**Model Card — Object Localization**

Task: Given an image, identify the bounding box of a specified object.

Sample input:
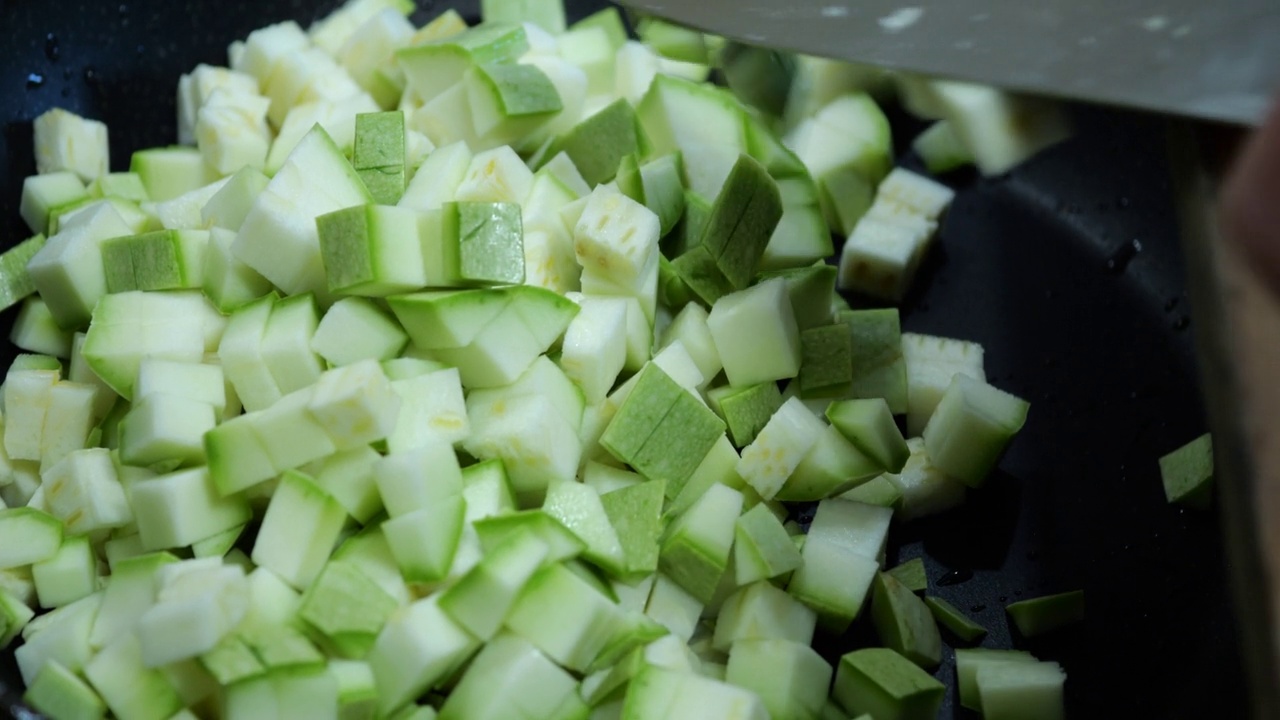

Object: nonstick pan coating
[0,0,1249,716]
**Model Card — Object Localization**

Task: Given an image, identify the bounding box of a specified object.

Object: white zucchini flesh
[33,108,109,183]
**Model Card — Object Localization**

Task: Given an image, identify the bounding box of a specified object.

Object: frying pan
[0,0,1252,717]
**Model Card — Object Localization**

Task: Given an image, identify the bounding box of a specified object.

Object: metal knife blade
[619,0,1279,126]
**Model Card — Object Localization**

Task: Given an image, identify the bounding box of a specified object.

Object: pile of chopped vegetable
[0,0,1092,718]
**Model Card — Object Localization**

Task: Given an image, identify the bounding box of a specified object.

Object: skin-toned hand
[1221,99,1280,293]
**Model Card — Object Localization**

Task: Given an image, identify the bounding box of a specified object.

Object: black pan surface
[0,0,1249,717]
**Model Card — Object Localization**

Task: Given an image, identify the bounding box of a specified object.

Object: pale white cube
[134,359,226,417]
[387,368,470,453]
[4,369,60,461]
[41,448,132,534]
[119,393,218,468]
[455,145,535,205]
[573,186,660,287]
[33,108,109,182]
[559,295,628,404]
[307,360,401,450]
[737,398,827,500]
[837,215,933,303]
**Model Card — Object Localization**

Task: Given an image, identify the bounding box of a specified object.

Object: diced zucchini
[32,535,97,609]
[882,437,966,521]
[977,660,1066,720]
[599,480,665,581]
[921,373,1030,487]
[924,595,987,643]
[725,638,832,720]
[600,363,724,490]
[27,203,135,331]
[24,658,107,720]
[317,203,427,296]
[917,80,1071,176]
[734,502,803,585]
[912,120,974,174]
[659,483,742,603]
[708,277,801,387]
[707,382,783,449]
[900,331,985,435]
[22,173,88,236]
[827,397,909,474]
[439,633,586,720]
[1158,433,1214,509]
[869,572,942,669]
[233,125,373,300]
[778,424,882,501]
[83,632,184,720]
[438,529,549,640]
[1005,590,1084,637]
[297,562,398,658]
[34,108,110,183]
[832,647,944,720]
[954,648,1038,711]
[505,562,624,672]
[82,291,208,400]
[251,470,347,589]
[737,397,825,500]
[130,467,251,551]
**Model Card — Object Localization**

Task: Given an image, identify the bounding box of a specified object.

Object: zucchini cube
[467,62,564,147]
[954,648,1038,711]
[24,658,105,720]
[367,594,479,716]
[659,483,743,603]
[599,479,666,580]
[622,664,768,720]
[20,173,87,236]
[34,108,109,182]
[250,470,346,589]
[318,203,426,296]
[451,201,525,286]
[737,397,826,500]
[799,323,854,398]
[84,634,183,720]
[439,634,586,720]
[473,510,585,565]
[572,185,661,288]
[600,363,725,488]
[725,639,832,720]
[921,373,1030,487]
[31,535,96,609]
[870,572,942,669]
[118,393,217,469]
[734,502,803,585]
[505,562,624,672]
[827,397,910,474]
[1158,433,1214,509]
[708,277,802,387]
[541,481,625,576]
[547,97,645,187]
[778,424,883,502]
[40,449,132,535]
[28,203,134,330]
[297,562,398,659]
[352,111,407,205]
[707,381,784,448]
[383,496,466,583]
[129,467,251,551]
[833,647,944,720]
[977,660,1066,720]
[1005,590,1084,637]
